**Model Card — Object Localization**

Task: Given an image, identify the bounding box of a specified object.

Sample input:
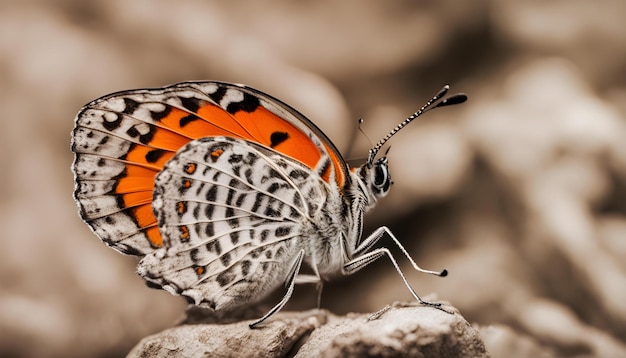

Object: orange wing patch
[158,105,245,139]
[145,226,163,248]
[231,106,322,170]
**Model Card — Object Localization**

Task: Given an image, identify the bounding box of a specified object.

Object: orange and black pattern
[72,81,349,256]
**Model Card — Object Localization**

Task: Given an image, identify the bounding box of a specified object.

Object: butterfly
[71,81,466,328]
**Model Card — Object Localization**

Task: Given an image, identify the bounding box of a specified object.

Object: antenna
[366,85,467,167]
[357,118,373,148]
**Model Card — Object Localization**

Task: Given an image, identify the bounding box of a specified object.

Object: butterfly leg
[353,226,447,277]
[249,249,305,329]
[343,226,448,311]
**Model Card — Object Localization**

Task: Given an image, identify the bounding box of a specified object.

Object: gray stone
[128,302,488,357]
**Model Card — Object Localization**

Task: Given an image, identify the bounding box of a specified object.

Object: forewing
[71,81,342,256]
[138,136,326,310]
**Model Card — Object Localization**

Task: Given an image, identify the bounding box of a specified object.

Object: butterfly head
[355,85,466,207]
[354,155,392,211]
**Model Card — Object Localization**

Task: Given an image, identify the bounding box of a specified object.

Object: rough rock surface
[128,302,488,357]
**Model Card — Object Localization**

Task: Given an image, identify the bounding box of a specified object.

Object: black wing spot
[179,96,201,113]
[145,149,166,163]
[244,168,254,184]
[292,193,303,209]
[140,128,156,144]
[205,222,215,237]
[126,126,139,138]
[225,189,235,206]
[228,154,243,164]
[122,98,140,114]
[225,207,235,219]
[208,85,227,103]
[230,231,240,245]
[204,204,214,220]
[226,92,260,114]
[260,229,270,243]
[179,114,199,127]
[192,203,201,219]
[206,240,222,256]
[206,186,218,202]
[270,132,289,148]
[206,239,222,256]
[235,193,246,207]
[151,105,172,121]
[220,252,232,267]
[216,269,236,287]
[251,192,263,213]
[264,206,280,218]
[115,195,125,209]
[98,136,109,145]
[289,169,309,180]
[275,226,291,237]
[190,248,199,262]
[102,113,123,131]
[241,260,251,276]
[267,182,280,193]
[290,207,301,219]
[126,125,156,144]
[261,261,270,272]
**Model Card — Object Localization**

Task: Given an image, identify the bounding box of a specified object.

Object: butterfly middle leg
[342,226,449,311]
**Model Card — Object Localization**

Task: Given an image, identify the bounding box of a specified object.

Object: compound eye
[374,165,386,187]
[373,161,390,193]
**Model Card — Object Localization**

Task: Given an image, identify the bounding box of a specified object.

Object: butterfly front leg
[341,226,448,310]
[249,249,305,329]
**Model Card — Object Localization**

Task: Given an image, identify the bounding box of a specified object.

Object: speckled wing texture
[137,136,326,310]
[71,81,349,257]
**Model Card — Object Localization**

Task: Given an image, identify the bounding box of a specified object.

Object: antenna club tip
[439,269,448,277]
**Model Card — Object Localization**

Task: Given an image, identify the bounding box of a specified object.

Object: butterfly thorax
[305,157,392,280]
[301,179,355,280]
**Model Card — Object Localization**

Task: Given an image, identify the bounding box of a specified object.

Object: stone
[128,302,488,357]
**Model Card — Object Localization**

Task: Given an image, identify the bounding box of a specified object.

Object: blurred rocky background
[1,1,625,357]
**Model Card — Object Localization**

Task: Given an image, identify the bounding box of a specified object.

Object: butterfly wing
[71,81,349,256]
[138,136,326,310]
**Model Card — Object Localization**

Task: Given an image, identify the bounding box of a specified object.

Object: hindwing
[138,136,326,309]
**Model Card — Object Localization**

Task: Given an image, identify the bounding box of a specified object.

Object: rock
[128,302,488,357]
